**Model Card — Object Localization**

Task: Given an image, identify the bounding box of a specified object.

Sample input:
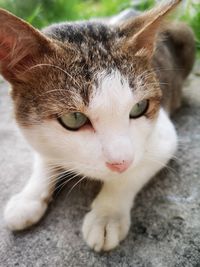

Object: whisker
[144,154,179,177]
[55,172,81,196]
[46,170,75,187]
[145,148,180,163]
[26,63,81,88]
[65,175,87,198]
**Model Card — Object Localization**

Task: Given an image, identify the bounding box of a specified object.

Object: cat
[0,0,195,251]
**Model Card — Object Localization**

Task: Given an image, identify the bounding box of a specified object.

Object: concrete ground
[0,70,200,267]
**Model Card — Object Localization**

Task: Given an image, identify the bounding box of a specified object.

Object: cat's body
[0,0,195,251]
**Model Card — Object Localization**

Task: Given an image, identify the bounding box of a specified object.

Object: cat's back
[153,23,195,114]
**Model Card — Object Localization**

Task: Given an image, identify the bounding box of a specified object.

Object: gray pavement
[0,71,200,267]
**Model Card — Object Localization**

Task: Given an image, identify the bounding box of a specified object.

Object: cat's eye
[58,112,89,131]
[130,100,149,119]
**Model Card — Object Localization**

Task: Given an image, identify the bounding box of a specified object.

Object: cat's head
[0,1,180,180]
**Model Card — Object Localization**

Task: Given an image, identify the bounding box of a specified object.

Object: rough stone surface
[0,71,200,267]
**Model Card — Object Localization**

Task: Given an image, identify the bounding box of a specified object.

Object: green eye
[58,112,89,131]
[130,100,149,119]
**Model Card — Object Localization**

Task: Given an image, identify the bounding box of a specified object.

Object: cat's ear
[119,0,181,58]
[0,9,53,81]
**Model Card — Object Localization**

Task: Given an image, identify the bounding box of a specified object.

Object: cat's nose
[106,160,133,173]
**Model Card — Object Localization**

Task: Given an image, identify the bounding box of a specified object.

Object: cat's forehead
[43,21,154,89]
[43,21,124,70]
[43,21,119,48]
[89,69,133,119]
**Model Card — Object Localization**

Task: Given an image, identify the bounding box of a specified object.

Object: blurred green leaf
[0,0,199,55]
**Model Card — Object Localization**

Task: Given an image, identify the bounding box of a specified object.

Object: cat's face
[21,67,160,181]
[0,1,180,180]
[9,25,161,181]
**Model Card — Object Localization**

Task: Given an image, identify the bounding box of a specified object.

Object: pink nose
[106,160,132,173]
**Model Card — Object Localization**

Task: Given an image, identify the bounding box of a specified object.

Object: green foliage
[75,0,133,19]
[0,0,85,28]
[0,0,199,55]
[132,0,154,11]
[0,0,135,27]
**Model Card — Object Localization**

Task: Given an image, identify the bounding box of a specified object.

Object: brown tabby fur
[0,0,195,127]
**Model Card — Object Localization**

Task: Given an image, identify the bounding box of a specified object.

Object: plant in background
[0,0,86,28]
[0,0,199,55]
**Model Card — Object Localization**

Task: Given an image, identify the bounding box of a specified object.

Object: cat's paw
[82,209,130,252]
[4,193,47,230]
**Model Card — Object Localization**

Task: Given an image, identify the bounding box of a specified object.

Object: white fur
[4,156,56,230]
[4,69,177,251]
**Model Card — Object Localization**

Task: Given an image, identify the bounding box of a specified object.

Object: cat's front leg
[4,154,56,230]
[82,160,163,252]
[82,177,134,252]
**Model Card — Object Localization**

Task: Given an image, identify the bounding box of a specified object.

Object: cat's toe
[4,193,47,230]
[82,209,130,252]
